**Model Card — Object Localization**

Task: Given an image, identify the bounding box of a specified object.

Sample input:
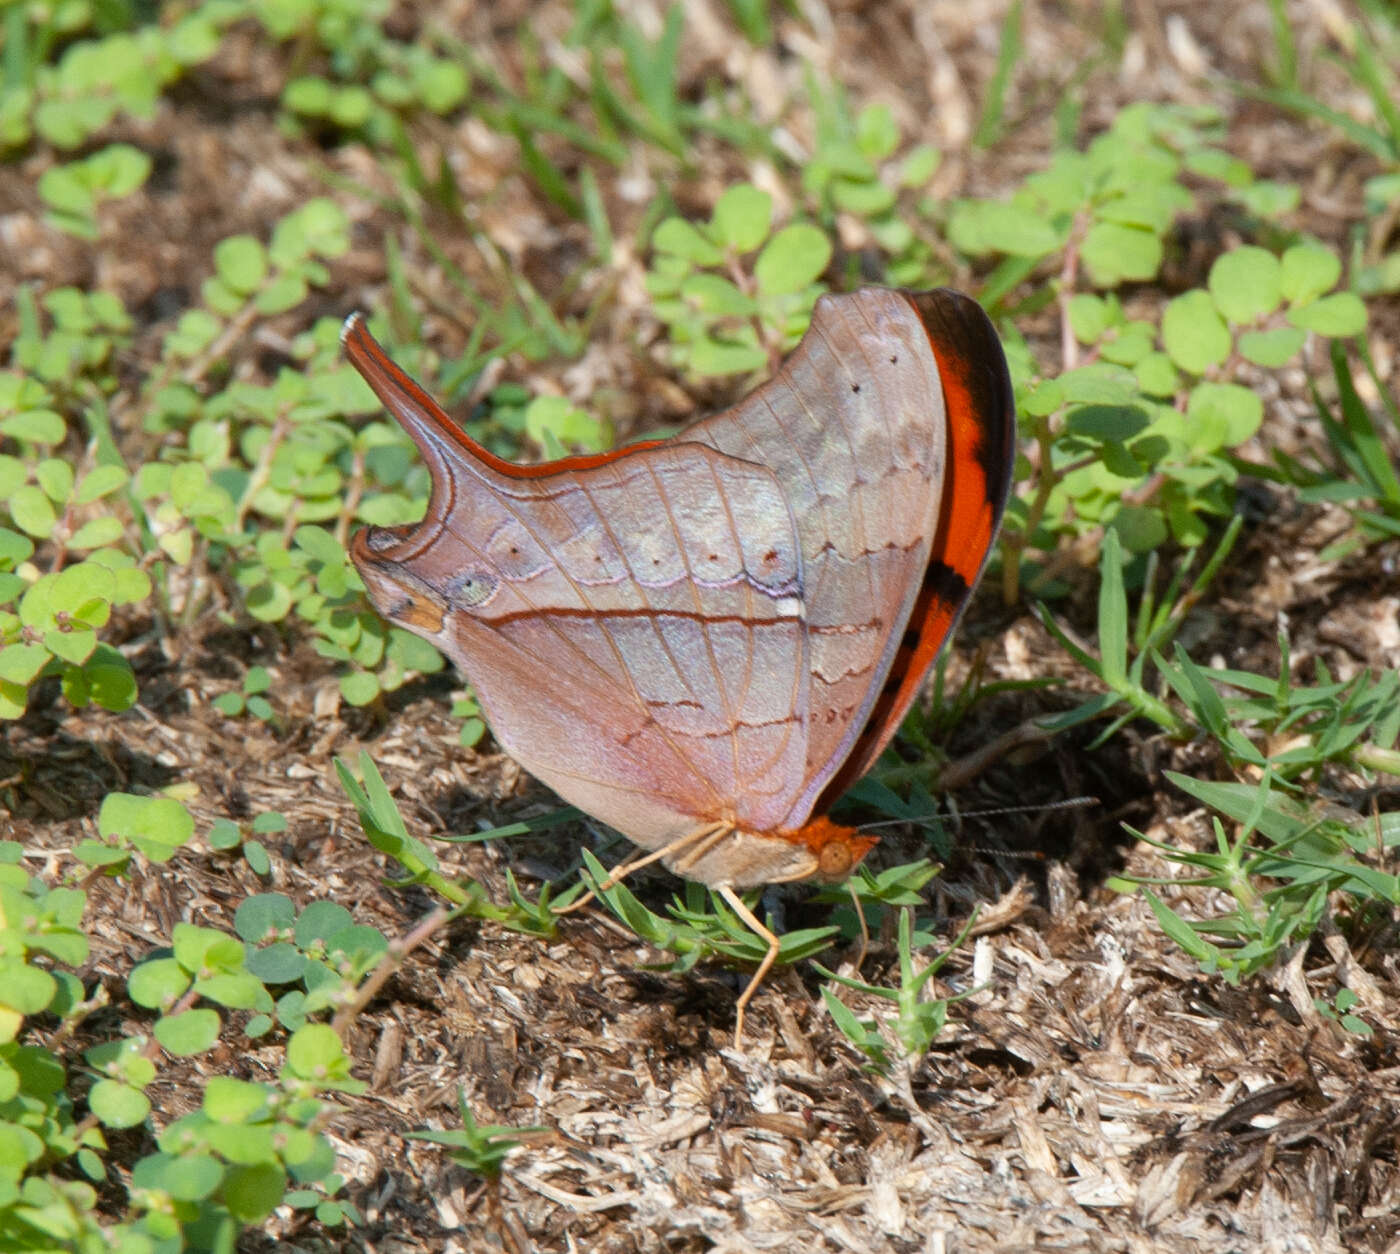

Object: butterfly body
[347,288,1014,891]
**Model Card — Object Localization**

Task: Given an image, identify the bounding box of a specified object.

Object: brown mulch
[4,2,1400,1252]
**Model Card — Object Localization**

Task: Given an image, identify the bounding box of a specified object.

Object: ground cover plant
[2,1,1399,1250]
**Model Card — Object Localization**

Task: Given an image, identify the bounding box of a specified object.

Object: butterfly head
[801,816,877,881]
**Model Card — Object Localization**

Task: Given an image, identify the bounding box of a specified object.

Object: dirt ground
[4,1,1400,1251]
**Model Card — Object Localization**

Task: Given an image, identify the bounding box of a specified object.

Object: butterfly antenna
[855,795,1099,832]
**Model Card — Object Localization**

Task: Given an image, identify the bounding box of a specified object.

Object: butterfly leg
[555,821,732,916]
[847,877,871,974]
[716,884,779,1048]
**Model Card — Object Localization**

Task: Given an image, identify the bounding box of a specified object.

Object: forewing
[345,318,811,848]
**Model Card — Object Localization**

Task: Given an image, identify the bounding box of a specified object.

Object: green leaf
[856,103,899,159]
[1066,404,1150,441]
[285,1022,345,1076]
[98,794,194,860]
[1112,504,1169,552]
[204,1076,272,1124]
[831,176,895,216]
[948,199,1061,258]
[67,517,124,549]
[222,1161,287,1223]
[1234,180,1299,218]
[87,143,151,198]
[1161,290,1230,374]
[295,901,355,947]
[1208,246,1281,324]
[711,185,772,253]
[38,165,93,217]
[1097,529,1128,684]
[1287,292,1367,337]
[245,942,305,984]
[243,840,271,875]
[0,961,57,1015]
[689,335,766,376]
[172,923,240,975]
[1081,222,1162,285]
[1280,243,1341,304]
[339,670,379,706]
[1186,380,1264,449]
[0,410,66,444]
[285,75,333,115]
[0,526,34,568]
[212,692,244,716]
[652,217,723,266]
[1135,352,1180,396]
[9,485,56,538]
[51,562,113,611]
[0,682,24,719]
[0,644,51,685]
[36,458,74,503]
[754,224,831,296]
[154,1008,221,1056]
[83,644,137,711]
[89,1078,150,1128]
[246,581,294,622]
[129,958,192,1010]
[1238,326,1305,367]
[235,893,296,942]
[133,1151,224,1202]
[255,273,308,316]
[679,273,755,316]
[1067,294,1110,343]
[214,236,269,296]
[193,972,269,1010]
[899,144,939,187]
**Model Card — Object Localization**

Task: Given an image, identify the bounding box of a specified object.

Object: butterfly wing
[810,288,1016,807]
[346,287,1013,886]
[684,288,1012,828]
[345,318,815,873]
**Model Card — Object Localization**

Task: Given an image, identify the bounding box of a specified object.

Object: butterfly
[344,287,1015,1041]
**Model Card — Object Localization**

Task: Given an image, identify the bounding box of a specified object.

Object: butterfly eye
[816,840,855,878]
[447,571,497,609]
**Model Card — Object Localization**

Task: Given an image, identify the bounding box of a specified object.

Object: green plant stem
[1355,743,1400,776]
[1002,419,1055,604]
[1057,211,1088,372]
[331,907,450,1035]
[336,447,368,549]
[235,413,292,532]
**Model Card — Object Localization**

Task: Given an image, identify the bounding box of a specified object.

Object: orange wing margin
[812,289,1015,812]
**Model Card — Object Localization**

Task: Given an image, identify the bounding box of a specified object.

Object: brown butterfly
[345,288,1014,1040]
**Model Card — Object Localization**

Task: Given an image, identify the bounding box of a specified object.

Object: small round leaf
[1162,290,1229,374]
[90,1078,150,1129]
[754,224,831,296]
[1208,246,1281,324]
[711,185,772,253]
[154,1008,221,1057]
